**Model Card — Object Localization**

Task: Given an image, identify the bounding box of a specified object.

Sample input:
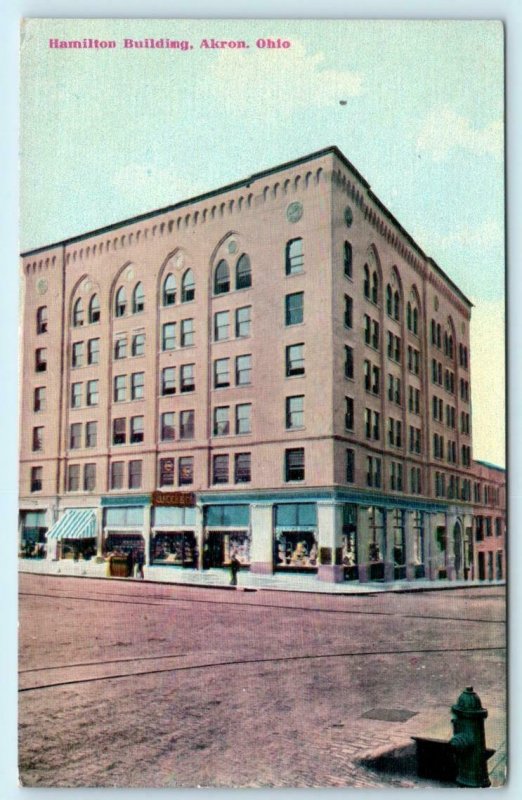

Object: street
[19,573,506,788]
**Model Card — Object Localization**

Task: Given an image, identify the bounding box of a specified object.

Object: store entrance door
[206,532,224,568]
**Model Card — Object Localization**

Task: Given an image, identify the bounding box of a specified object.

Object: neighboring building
[471,460,506,581]
[18,145,502,584]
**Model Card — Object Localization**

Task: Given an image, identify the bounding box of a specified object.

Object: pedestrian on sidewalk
[230,551,240,587]
[135,549,145,579]
[127,549,135,578]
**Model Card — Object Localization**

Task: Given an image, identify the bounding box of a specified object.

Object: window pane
[285,292,304,325]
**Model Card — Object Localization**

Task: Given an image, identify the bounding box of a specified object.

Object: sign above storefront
[152,491,196,508]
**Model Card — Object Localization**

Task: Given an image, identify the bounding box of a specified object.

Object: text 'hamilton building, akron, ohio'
[18,146,506,585]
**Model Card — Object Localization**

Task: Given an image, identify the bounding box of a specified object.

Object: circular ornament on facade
[227,240,238,255]
[286,201,303,223]
[175,253,184,269]
[344,206,353,227]
[126,267,134,281]
[83,280,92,293]
[434,295,439,311]
[36,278,48,295]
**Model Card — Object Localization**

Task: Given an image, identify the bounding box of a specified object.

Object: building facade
[471,460,506,581]
[18,146,504,584]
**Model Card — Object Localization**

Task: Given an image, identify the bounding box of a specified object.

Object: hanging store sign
[152,491,196,508]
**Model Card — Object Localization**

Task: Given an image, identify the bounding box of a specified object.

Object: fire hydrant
[449,686,491,787]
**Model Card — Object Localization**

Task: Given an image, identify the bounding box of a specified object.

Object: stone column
[317,501,344,583]
[195,503,205,571]
[445,508,457,580]
[383,509,395,583]
[45,505,58,561]
[404,510,416,581]
[357,506,370,582]
[249,503,274,574]
[143,504,152,566]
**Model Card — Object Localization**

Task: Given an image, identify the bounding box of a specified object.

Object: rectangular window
[71,342,83,368]
[34,387,46,412]
[364,314,371,345]
[159,457,175,487]
[30,425,44,452]
[69,422,82,449]
[372,321,380,350]
[180,363,195,393]
[131,372,144,400]
[344,241,352,278]
[112,417,126,445]
[214,310,230,341]
[30,466,42,492]
[235,306,251,338]
[71,382,82,408]
[130,416,144,444]
[213,454,229,484]
[366,456,382,488]
[86,421,97,448]
[346,448,355,483]
[160,412,175,441]
[161,367,176,395]
[67,464,80,492]
[285,344,304,377]
[114,338,127,359]
[180,318,194,347]
[286,395,304,429]
[114,375,126,402]
[162,322,176,351]
[214,358,230,389]
[285,238,304,275]
[345,396,354,430]
[234,452,251,483]
[179,410,195,440]
[344,295,353,328]
[86,380,99,406]
[132,333,145,357]
[110,461,124,490]
[344,345,354,379]
[213,406,230,436]
[87,338,100,365]
[285,292,304,326]
[285,448,304,482]
[35,348,47,372]
[235,354,252,385]
[178,456,194,486]
[83,463,96,491]
[128,460,142,489]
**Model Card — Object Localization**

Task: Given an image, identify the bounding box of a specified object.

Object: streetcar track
[18,591,505,625]
[18,644,506,693]
[19,651,195,674]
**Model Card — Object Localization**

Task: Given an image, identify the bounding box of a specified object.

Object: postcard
[18,18,505,788]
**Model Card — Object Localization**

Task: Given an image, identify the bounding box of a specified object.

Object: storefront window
[368,507,384,580]
[151,532,196,566]
[342,504,358,580]
[392,509,406,579]
[412,510,425,578]
[20,511,47,557]
[205,530,250,568]
[275,531,318,569]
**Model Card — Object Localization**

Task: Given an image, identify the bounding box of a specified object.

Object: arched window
[386,285,393,316]
[371,271,378,304]
[115,287,126,317]
[89,294,100,324]
[448,335,454,358]
[72,298,84,327]
[393,291,400,321]
[413,307,418,335]
[363,264,370,299]
[36,306,48,334]
[181,269,195,303]
[431,319,436,344]
[444,332,449,356]
[214,260,230,295]
[162,273,176,306]
[236,254,252,290]
[436,324,442,349]
[133,282,145,313]
[344,241,352,278]
[285,238,304,276]
[407,302,412,330]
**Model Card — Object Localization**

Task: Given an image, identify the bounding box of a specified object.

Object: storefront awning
[46,509,97,540]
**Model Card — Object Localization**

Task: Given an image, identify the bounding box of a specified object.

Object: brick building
[18,146,503,584]
[471,460,506,581]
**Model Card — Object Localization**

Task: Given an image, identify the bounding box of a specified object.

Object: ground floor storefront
[19,488,487,584]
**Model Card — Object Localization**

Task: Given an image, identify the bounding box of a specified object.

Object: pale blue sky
[20,18,505,461]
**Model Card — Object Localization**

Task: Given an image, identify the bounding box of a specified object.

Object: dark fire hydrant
[450,686,491,787]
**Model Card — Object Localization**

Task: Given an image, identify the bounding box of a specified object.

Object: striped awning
[46,509,97,540]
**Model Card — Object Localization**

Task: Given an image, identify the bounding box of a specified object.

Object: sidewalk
[18,557,505,595]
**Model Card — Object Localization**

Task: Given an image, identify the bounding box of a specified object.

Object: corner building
[20,146,489,584]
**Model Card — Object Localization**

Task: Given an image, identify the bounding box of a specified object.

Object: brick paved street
[19,573,506,788]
